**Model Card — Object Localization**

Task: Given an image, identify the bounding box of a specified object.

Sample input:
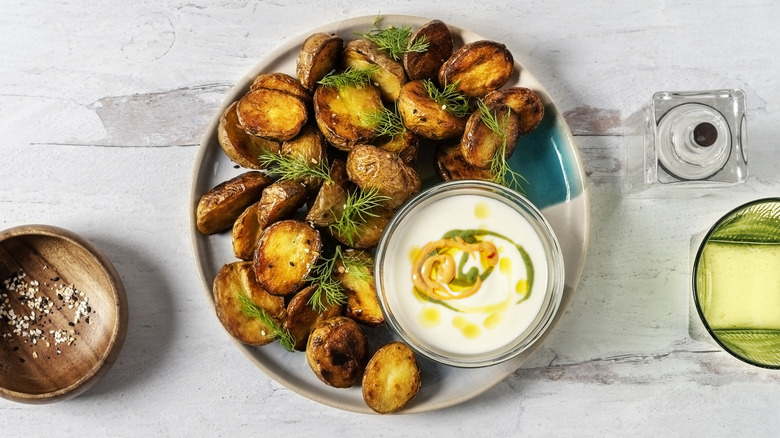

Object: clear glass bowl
[374,180,565,368]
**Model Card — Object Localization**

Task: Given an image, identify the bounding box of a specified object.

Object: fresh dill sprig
[357,17,429,61]
[317,66,379,89]
[307,246,348,312]
[237,291,296,352]
[329,187,390,247]
[422,79,470,118]
[361,105,406,138]
[339,250,374,284]
[258,150,332,183]
[477,99,527,193]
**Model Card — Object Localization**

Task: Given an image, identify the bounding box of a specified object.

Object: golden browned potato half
[346,144,421,209]
[256,180,308,227]
[196,171,273,235]
[217,101,281,169]
[237,88,308,142]
[460,101,521,169]
[333,250,384,327]
[403,19,453,81]
[306,159,352,228]
[283,285,342,351]
[254,219,322,297]
[313,83,383,151]
[250,72,311,104]
[306,316,369,388]
[397,80,467,140]
[435,143,496,182]
[330,204,394,249]
[374,129,419,166]
[212,261,286,346]
[280,125,329,190]
[343,38,408,102]
[362,342,421,414]
[231,201,263,260]
[439,40,514,98]
[296,32,343,92]
[483,87,545,135]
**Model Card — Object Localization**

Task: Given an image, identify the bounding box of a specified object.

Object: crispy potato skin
[280,125,329,190]
[218,101,281,169]
[231,201,263,260]
[333,251,384,327]
[331,205,393,249]
[439,40,514,98]
[213,261,286,346]
[254,219,322,297]
[374,130,419,166]
[403,20,453,81]
[460,102,521,169]
[297,32,343,92]
[250,72,311,104]
[237,88,308,142]
[397,80,467,140]
[256,180,308,226]
[483,87,545,135]
[196,171,273,235]
[306,159,350,227]
[313,84,383,151]
[346,144,421,209]
[362,342,421,414]
[284,285,342,351]
[306,316,369,388]
[343,38,407,102]
[435,143,496,182]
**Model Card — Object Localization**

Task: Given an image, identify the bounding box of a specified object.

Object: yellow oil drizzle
[499,256,512,276]
[483,311,503,330]
[474,201,490,220]
[418,307,441,328]
[516,279,529,295]
[453,315,481,339]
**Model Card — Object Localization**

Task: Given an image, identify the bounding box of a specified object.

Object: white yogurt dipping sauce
[377,188,560,364]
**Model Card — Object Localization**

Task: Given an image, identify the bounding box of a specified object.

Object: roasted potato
[217,101,281,169]
[346,144,421,209]
[374,129,419,166]
[362,342,421,414]
[483,87,545,135]
[306,316,369,388]
[343,38,407,101]
[196,171,273,235]
[283,285,342,351]
[403,19,453,82]
[330,204,394,249]
[313,83,383,151]
[460,101,521,169]
[280,125,329,190]
[254,219,322,297]
[305,159,352,227]
[296,32,343,92]
[250,72,311,104]
[213,261,286,346]
[439,40,514,98]
[237,88,308,142]
[333,250,384,327]
[435,143,496,182]
[397,80,467,140]
[231,201,264,260]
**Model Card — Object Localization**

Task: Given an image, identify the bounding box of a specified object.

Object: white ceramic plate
[190,15,589,414]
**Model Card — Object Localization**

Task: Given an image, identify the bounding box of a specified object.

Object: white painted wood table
[2,1,779,435]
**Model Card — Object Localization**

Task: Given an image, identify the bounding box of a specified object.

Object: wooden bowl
[0,225,128,403]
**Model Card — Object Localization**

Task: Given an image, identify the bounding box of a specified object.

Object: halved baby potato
[196,171,273,235]
[403,19,453,82]
[237,88,308,142]
[212,261,286,346]
[435,143,496,182]
[254,219,322,297]
[483,87,545,135]
[333,250,384,327]
[343,38,407,102]
[346,144,421,209]
[250,72,311,104]
[306,316,369,388]
[460,101,521,169]
[362,342,421,414]
[313,83,383,151]
[330,204,394,249]
[280,125,329,190]
[439,40,514,98]
[374,129,419,166]
[284,285,342,351]
[397,79,467,140]
[297,32,343,92]
[217,101,280,169]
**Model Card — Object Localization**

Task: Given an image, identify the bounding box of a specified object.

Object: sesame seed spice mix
[0,269,96,361]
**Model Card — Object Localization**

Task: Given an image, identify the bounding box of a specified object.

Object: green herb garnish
[477,99,527,192]
[258,150,332,183]
[357,17,429,61]
[329,187,390,247]
[237,291,295,351]
[317,66,379,89]
[422,79,470,118]
[361,105,406,138]
[306,246,349,312]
